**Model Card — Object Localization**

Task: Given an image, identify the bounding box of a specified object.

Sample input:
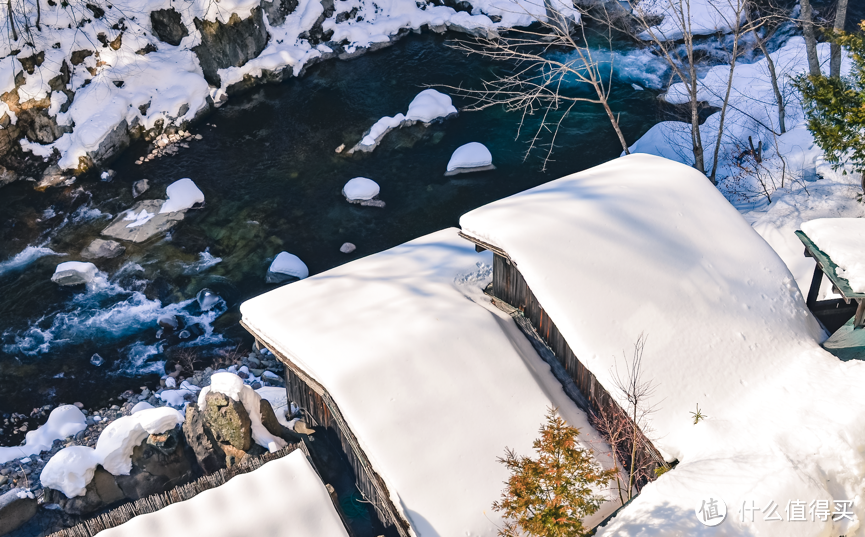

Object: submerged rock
[90,354,105,367]
[196,288,221,311]
[132,178,150,198]
[51,261,98,286]
[81,238,125,260]
[102,199,185,243]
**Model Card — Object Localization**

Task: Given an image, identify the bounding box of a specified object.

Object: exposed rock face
[114,429,195,500]
[202,392,252,451]
[81,239,126,259]
[150,8,189,46]
[0,165,17,187]
[193,8,269,86]
[0,488,37,536]
[182,404,226,474]
[261,0,299,27]
[47,467,122,516]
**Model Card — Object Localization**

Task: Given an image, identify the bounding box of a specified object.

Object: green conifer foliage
[796,21,865,176]
[492,408,615,537]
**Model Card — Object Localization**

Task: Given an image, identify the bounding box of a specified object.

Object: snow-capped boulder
[40,446,100,498]
[445,142,495,176]
[102,199,186,243]
[95,407,185,476]
[266,252,309,283]
[51,261,98,286]
[342,177,380,202]
[405,89,458,123]
[159,178,204,214]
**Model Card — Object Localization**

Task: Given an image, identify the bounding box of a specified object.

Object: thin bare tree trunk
[800,0,821,76]
[7,0,17,41]
[748,9,786,133]
[686,36,705,173]
[35,0,40,31]
[830,0,849,78]
[710,21,742,183]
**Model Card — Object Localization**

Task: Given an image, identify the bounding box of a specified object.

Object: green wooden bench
[796,230,865,360]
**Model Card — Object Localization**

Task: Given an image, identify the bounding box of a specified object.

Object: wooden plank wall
[284,366,411,537]
[491,254,668,482]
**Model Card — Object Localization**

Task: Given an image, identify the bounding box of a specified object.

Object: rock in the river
[266,252,309,283]
[102,199,185,243]
[445,142,495,176]
[157,314,178,330]
[81,238,125,259]
[90,353,105,367]
[0,488,37,536]
[196,288,221,311]
[340,242,356,254]
[51,261,98,286]
[132,178,149,198]
[342,177,379,202]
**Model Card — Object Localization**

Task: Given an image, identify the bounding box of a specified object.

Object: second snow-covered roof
[459,153,825,460]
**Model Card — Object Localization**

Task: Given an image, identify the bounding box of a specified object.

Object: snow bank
[460,154,865,537]
[95,407,185,476]
[159,179,205,214]
[342,177,380,201]
[446,142,493,173]
[198,372,287,452]
[0,405,86,464]
[636,0,742,40]
[801,219,865,293]
[268,252,310,281]
[629,38,851,201]
[40,446,100,498]
[98,450,349,537]
[240,228,618,536]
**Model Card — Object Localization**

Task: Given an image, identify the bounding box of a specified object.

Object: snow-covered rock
[102,199,186,243]
[0,405,86,464]
[405,89,458,123]
[255,386,292,428]
[198,372,287,452]
[266,252,309,283]
[51,261,98,286]
[95,407,185,476]
[342,177,380,201]
[40,446,100,498]
[130,401,155,414]
[445,142,494,175]
[159,179,204,214]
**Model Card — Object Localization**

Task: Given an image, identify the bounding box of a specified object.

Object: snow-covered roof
[99,450,349,537]
[240,228,616,536]
[460,154,865,536]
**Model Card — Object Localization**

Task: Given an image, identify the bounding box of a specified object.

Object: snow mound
[0,405,86,464]
[801,218,865,293]
[130,401,154,414]
[95,407,185,476]
[40,446,99,498]
[446,142,493,173]
[198,373,287,452]
[96,450,349,537]
[405,89,457,123]
[159,179,204,214]
[360,114,406,147]
[51,261,98,286]
[268,252,309,281]
[342,177,380,201]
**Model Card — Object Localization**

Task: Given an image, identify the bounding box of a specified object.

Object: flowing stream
[0,31,665,442]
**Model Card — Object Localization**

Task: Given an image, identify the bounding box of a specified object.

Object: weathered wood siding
[491,254,668,480]
[273,345,411,537]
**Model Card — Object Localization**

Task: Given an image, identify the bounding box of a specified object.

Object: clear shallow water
[0,31,661,441]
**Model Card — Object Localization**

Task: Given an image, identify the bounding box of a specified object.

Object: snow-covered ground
[99,449,349,537]
[240,227,621,536]
[460,154,865,537]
